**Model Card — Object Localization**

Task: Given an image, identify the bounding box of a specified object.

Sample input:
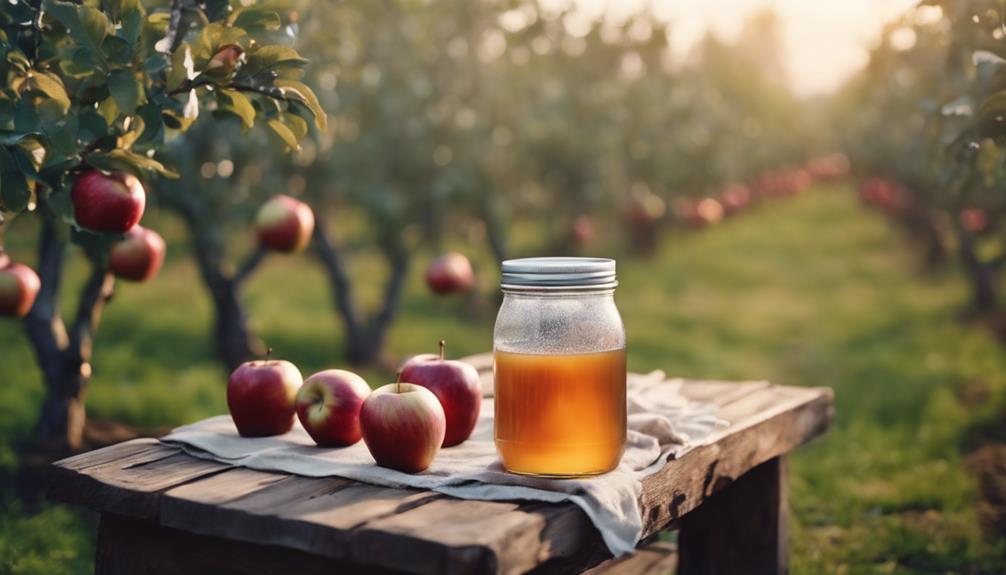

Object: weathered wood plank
[678,457,788,575]
[677,380,771,406]
[95,512,408,575]
[48,444,230,520]
[161,470,440,563]
[584,540,677,575]
[639,386,832,537]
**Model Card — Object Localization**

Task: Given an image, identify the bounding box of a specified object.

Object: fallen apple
[109,225,166,282]
[360,382,446,473]
[0,261,41,318]
[296,369,371,446]
[400,340,481,447]
[255,195,315,253]
[425,252,474,295]
[71,169,146,233]
[227,352,303,437]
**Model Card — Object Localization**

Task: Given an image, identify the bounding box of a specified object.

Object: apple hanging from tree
[360,380,446,473]
[0,261,41,318]
[71,170,146,233]
[227,350,303,437]
[425,252,474,295]
[109,225,167,282]
[400,340,481,447]
[296,369,372,446]
[255,195,316,253]
[0,252,9,269]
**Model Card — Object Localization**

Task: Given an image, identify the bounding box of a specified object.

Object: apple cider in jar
[493,258,626,477]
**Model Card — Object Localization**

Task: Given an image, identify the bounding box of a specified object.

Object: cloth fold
[162,370,728,556]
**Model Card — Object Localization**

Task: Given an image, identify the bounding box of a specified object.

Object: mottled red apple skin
[425,252,474,295]
[227,360,303,437]
[109,226,166,282]
[71,170,146,233]
[400,354,481,447]
[0,262,41,318]
[296,369,371,446]
[255,195,315,253]
[360,383,446,473]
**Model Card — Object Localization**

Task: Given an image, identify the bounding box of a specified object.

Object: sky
[562,0,920,97]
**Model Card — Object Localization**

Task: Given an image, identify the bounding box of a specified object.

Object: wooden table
[45,368,833,575]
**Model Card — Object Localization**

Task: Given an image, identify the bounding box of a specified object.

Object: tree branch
[312,218,363,336]
[233,246,268,286]
[368,247,409,338]
[69,262,115,365]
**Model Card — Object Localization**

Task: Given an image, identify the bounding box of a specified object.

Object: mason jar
[493,257,627,477]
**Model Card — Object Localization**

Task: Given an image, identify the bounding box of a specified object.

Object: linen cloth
[162,370,728,556]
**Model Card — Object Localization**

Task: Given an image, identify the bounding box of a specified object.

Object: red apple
[400,340,481,447]
[572,215,595,246]
[71,170,146,233]
[0,253,9,269]
[255,195,315,253]
[227,356,303,437]
[109,225,166,282]
[425,252,474,295]
[360,382,446,473]
[206,44,245,76]
[296,369,371,446]
[0,262,41,318]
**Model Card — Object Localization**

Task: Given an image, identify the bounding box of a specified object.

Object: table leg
[677,456,789,575]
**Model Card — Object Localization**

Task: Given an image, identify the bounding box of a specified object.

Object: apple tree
[0,0,322,450]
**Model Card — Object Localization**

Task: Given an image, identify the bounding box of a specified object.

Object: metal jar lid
[501,257,617,290]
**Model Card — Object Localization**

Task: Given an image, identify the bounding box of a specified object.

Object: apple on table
[227,352,303,437]
[297,369,371,446]
[400,340,481,447]
[360,381,446,473]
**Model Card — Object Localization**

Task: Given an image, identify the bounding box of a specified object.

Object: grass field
[2,185,1005,573]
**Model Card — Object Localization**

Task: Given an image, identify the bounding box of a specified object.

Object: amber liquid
[494,349,627,477]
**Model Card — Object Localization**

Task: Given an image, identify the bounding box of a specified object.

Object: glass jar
[493,257,626,477]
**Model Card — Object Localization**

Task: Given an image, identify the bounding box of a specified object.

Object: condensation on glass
[493,257,627,477]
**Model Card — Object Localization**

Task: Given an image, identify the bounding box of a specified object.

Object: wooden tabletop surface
[45,363,833,575]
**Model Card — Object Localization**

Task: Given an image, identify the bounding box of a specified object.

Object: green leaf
[104,0,139,23]
[70,227,122,259]
[275,79,327,130]
[267,118,300,152]
[61,47,102,78]
[1,171,31,213]
[242,45,307,77]
[86,148,178,178]
[102,35,133,65]
[108,69,145,115]
[45,185,75,224]
[282,112,308,140]
[97,97,119,125]
[218,89,255,129]
[77,110,108,143]
[28,71,70,112]
[191,22,247,65]
[43,1,110,63]
[135,103,165,147]
[0,131,40,145]
[167,43,195,91]
[231,9,281,32]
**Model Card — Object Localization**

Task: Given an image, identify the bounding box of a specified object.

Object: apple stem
[439,339,445,361]
[395,370,402,394]
[266,347,273,362]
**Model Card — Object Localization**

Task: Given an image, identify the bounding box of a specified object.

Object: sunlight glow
[562,0,920,97]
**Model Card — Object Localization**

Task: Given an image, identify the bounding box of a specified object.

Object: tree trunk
[959,233,998,313]
[211,277,266,371]
[34,360,90,451]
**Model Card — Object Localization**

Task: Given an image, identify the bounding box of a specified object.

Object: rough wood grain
[95,512,408,575]
[47,441,231,519]
[584,540,677,575]
[638,386,832,537]
[678,457,788,575]
[49,380,834,575]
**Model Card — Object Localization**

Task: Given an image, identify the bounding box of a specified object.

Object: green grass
[1,186,1004,573]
